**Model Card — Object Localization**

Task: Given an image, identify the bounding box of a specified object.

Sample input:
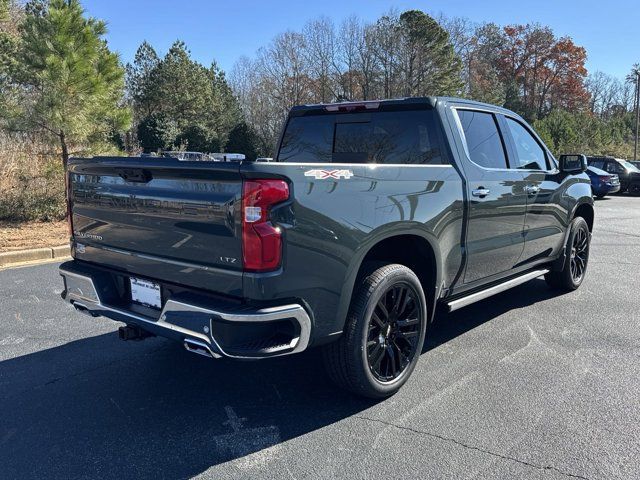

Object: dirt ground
[0,221,68,252]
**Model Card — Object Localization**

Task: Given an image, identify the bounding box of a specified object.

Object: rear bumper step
[60,265,311,359]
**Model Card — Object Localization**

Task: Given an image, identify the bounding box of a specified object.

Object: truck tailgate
[68,157,243,296]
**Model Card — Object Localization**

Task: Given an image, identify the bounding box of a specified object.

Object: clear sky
[82,0,639,79]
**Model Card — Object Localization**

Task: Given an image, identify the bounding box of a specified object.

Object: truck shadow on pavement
[0,279,560,479]
[425,278,561,353]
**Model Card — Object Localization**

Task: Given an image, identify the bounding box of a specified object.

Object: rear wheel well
[574,203,594,232]
[357,235,437,321]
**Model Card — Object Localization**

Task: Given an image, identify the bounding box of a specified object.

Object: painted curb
[0,245,70,267]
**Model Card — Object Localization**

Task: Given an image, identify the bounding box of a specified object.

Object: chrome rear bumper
[60,267,311,359]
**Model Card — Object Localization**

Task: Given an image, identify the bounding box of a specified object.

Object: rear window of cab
[276,110,448,165]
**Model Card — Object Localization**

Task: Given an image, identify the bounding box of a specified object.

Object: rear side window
[605,161,623,174]
[589,159,605,169]
[277,110,447,165]
[456,110,507,169]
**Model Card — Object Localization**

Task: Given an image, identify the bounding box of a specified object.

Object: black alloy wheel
[545,216,590,291]
[366,283,422,382]
[322,263,428,399]
[569,226,588,283]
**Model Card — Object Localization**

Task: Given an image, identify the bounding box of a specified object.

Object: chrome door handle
[471,187,490,198]
[525,185,540,195]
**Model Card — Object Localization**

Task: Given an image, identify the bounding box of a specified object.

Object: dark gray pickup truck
[60,97,594,398]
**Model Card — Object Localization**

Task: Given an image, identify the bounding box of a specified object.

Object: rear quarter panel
[241,161,464,341]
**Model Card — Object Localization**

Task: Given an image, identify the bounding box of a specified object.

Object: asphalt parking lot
[1,195,639,480]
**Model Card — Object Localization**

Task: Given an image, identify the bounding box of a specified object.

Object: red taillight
[242,179,289,272]
[65,171,74,237]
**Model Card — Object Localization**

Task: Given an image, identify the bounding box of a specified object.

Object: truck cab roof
[289,96,518,118]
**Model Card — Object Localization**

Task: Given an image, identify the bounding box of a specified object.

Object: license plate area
[130,277,162,309]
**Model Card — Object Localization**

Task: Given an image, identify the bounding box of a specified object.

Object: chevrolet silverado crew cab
[60,97,594,398]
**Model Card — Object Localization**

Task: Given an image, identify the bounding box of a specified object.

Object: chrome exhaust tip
[71,301,99,317]
[183,339,220,359]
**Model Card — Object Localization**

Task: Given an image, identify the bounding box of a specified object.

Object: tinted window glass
[505,118,547,170]
[606,162,623,174]
[456,110,507,169]
[278,110,447,164]
[278,115,334,163]
[334,122,370,163]
[589,159,605,169]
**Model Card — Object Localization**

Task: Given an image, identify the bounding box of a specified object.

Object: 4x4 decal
[304,169,354,180]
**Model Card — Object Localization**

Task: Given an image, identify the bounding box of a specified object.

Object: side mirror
[559,154,587,174]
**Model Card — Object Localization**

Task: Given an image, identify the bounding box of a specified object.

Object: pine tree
[226,122,259,160]
[398,10,463,96]
[0,0,22,111]
[12,0,130,167]
[125,41,160,118]
[127,40,243,153]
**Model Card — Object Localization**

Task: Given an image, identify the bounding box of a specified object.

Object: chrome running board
[446,269,549,312]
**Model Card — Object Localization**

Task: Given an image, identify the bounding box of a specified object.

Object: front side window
[456,110,508,169]
[277,110,447,165]
[505,118,548,170]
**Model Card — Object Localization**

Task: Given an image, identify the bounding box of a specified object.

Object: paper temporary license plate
[130,277,161,309]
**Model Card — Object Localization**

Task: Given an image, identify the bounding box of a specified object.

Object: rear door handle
[525,184,540,195]
[472,187,491,198]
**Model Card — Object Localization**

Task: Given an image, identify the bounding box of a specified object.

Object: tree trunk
[60,130,69,171]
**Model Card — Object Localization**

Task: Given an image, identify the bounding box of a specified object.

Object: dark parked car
[630,160,640,170]
[585,165,620,198]
[587,156,640,195]
[60,97,594,398]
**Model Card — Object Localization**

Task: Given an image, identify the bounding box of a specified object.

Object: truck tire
[545,216,590,291]
[629,183,640,196]
[323,263,427,399]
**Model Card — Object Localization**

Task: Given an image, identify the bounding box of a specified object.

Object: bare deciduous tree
[303,16,338,103]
